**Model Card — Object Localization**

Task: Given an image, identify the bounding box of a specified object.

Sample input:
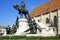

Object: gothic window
[38,20,40,22]
[54,16,57,27]
[0,30,2,32]
[46,18,49,24]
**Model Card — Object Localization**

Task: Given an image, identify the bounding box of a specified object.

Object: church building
[30,0,60,35]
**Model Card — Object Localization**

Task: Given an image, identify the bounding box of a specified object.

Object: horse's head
[13,4,21,12]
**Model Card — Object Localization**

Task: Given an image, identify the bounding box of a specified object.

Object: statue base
[14,18,29,35]
[14,18,56,36]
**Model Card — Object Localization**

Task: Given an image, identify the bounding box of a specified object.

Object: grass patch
[0,36,60,40]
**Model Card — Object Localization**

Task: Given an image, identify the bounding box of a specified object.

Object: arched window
[46,18,49,23]
[38,20,40,22]
[54,16,57,27]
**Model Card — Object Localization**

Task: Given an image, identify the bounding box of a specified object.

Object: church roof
[30,0,60,17]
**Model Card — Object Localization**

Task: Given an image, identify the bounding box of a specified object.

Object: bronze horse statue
[13,1,28,18]
[13,1,37,34]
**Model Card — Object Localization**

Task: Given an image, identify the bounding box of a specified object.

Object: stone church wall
[58,9,60,34]
[33,10,59,35]
[33,10,57,26]
[41,13,50,26]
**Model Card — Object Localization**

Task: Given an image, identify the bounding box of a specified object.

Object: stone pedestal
[14,18,56,36]
[40,27,55,36]
[35,21,56,36]
[14,18,29,35]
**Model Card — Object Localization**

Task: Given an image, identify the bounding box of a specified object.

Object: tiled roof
[0,26,7,29]
[30,0,60,17]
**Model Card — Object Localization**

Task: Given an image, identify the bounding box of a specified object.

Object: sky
[0,0,49,26]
